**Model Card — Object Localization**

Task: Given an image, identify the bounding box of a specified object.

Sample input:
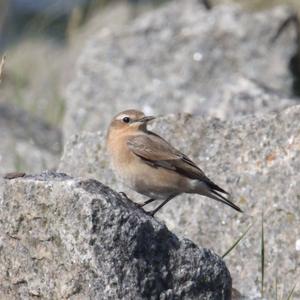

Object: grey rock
[0,172,231,299]
[0,103,62,176]
[64,0,298,137]
[59,104,300,299]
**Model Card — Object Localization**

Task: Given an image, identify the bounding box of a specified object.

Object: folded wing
[127,132,242,213]
[127,132,214,186]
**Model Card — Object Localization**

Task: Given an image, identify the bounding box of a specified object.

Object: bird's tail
[203,181,243,213]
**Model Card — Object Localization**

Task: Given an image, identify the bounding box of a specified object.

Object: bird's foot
[144,209,156,217]
[136,198,157,214]
[119,192,130,201]
[119,192,148,210]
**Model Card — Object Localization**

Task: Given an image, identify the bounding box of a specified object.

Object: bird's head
[108,109,155,134]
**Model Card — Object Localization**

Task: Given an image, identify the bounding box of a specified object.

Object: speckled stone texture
[64,0,298,137]
[0,103,62,176]
[0,172,231,299]
[59,105,300,299]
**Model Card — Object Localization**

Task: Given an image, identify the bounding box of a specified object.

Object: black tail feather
[205,179,229,195]
[210,189,243,213]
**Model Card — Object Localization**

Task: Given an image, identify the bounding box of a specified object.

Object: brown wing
[127,132,238,209]
[127,132,207,181]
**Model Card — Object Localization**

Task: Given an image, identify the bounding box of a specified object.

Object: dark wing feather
[127,133,209,182]
[127,133,241,212]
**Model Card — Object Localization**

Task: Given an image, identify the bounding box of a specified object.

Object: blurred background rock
[1,0,300,128]
[0,0,153,174]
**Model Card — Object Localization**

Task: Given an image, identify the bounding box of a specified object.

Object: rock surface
[0,172,231,299]
[64,0,298,137]
[59,105,300,299]
[0,103,62,176]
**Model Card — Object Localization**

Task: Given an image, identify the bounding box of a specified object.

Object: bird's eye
[122,117,130,123]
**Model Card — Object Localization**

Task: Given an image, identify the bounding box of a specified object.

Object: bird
[106,109,242,217]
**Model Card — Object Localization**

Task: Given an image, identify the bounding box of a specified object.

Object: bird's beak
[135,116,155,124]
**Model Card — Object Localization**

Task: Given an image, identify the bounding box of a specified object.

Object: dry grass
[0,55,6,83]
[214,0,300,13]
[0,40,66,126]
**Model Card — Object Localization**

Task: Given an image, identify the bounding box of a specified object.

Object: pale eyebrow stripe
[116,114,127,120]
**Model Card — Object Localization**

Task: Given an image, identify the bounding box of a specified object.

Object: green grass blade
[222,223,253,258]
[261,211,265,298]
[275,276,278,300]
[286,284,297,300]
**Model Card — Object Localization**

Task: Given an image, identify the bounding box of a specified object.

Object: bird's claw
[144,210,156,217]
[119,192,130,201]
[119,193,146,211]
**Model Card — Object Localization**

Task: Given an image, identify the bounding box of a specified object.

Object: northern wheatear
[106,109,242,216]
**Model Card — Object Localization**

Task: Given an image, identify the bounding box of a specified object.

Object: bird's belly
[113,158,187,199]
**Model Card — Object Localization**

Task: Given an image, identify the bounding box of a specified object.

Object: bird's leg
[147,195,176,217]
[119,192,130,201]
[137,198,156,208]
